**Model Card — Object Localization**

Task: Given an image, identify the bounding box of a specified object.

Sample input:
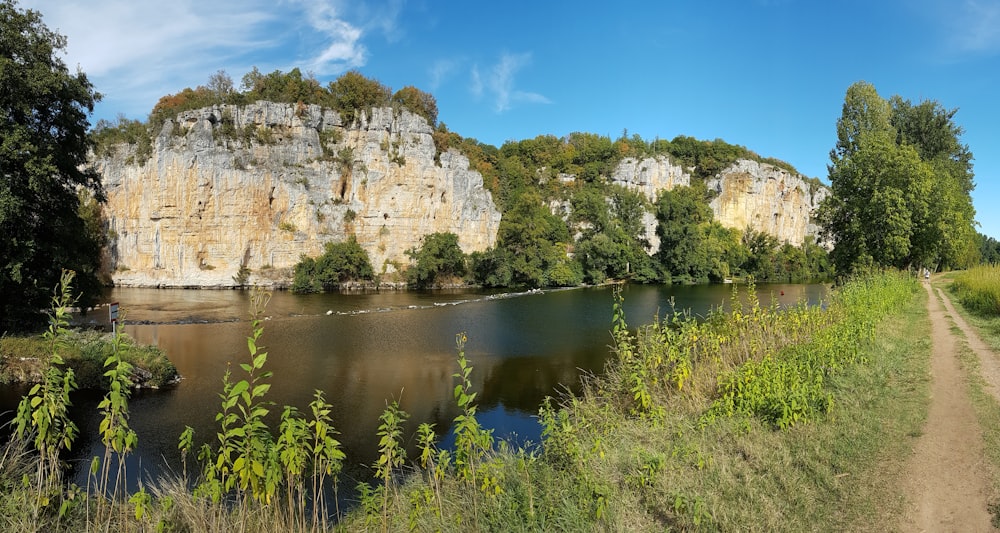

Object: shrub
[406,232,466,288]
[292,237,375,293]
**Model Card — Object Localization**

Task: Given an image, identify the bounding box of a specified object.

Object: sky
[22,0,1000,239]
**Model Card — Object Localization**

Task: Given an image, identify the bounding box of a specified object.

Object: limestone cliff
[610,155,827,247]
[94,103,501,287]
[706,159,829,246]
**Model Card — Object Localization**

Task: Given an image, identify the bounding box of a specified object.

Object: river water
[1,282,826,489]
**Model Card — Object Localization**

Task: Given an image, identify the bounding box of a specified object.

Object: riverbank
[0,330,179,390]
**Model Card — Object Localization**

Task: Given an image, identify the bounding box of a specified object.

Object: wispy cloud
[471,52,550,113]
[914,0,1000,57]
[953,0,1000,53]
[291,0,368,74]
[429,59,459,91]
[20,0,404,120]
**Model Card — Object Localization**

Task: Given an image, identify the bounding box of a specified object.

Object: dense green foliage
[291,237,375,293]
[406,232,467,288]
[978,233,1000,264]
[950,264,1000,317]
[818,81,978,277]
[452,130,831,288]
[0,1,105,331]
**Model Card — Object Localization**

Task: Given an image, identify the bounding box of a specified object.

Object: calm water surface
[1,283,826,488]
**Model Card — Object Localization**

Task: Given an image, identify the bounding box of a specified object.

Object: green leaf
[230,380,250,397]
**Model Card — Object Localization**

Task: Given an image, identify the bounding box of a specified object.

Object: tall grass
[950,264,1000,317]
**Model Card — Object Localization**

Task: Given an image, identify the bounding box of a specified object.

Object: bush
[406,232,466,288]
[292,237,374,293]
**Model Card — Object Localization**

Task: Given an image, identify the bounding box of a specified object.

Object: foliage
[950,264,1000,317]
[819,81,977,277]
[491,192,573,288]
[0,1,104,331]
[292,237,375,293]
[11,270,79,523]
[91,115,153,164]
[654,182,735,283]
[90,304,139,527]
[406,232,467,288]
[980,233,1000,264]
[391,85,438,125]
[327,69,392,124]
[241,67,325,107]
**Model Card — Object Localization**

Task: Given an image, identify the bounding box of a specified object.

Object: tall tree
[818,81,972,275]
[890,96,977,269]
[0,0,103,330]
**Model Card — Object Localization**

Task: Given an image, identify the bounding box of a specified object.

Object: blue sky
[24,0,1000,239]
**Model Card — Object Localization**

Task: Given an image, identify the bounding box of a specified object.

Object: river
[0,282,826,491]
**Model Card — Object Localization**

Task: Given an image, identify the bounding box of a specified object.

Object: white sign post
[109,302,120,335]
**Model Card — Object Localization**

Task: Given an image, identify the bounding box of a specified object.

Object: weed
[12,270,79,523]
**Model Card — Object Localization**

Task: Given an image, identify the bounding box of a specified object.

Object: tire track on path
[899,281,992,531]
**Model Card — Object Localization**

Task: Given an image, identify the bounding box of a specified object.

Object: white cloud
[19,0,402,120]
[290,0,367,74]
[475,52,550,113]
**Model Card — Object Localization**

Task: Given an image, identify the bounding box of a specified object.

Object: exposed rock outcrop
[609,155,827,247]
[94,103,501,288]
[707,159,829,246]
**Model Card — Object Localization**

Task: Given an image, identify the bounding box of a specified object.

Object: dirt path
[900,281,994,531]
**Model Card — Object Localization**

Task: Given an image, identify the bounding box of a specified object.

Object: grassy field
[949,264,1000,318]
[1,273,934,531]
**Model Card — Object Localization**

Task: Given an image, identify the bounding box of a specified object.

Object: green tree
[241,67,325,106]
[391,85,438,126]
[406,232,466,288]
[327,70,391,124]
[979,233,1000,264]
[494,191,570,287]
[655,184,715,282]
[0,1,103,330]
[890,96,977,269]
[741,229,779,279]
[292,237,374,293]
[819,81,975,276]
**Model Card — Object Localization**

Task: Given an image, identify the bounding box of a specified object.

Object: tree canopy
[818,81,977,276]
[0,0,104,330]
[291,237,374,293]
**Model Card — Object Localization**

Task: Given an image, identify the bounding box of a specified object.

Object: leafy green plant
[13,269,79,520]
[92,305,139,526]
[375,399,408,528]
[307,390,345,527]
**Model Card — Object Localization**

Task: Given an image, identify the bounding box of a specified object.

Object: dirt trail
[900,281,993,531]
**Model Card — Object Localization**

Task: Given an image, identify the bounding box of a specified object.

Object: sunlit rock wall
[93,104,501,287]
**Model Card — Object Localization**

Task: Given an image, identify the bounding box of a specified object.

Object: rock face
[610,155,827,247]
[94,103,501,287]
[611,156,691,199]
[707,159,829,246]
